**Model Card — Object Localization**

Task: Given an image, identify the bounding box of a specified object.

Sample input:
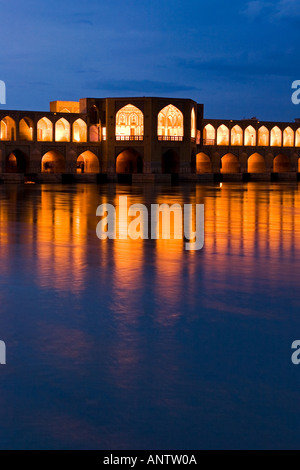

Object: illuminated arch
[248,153,266,173]
[116,104,144,140]
[77,151,99,174]
[203,124,216,145]
[41,151,65,173]
[73,119,87,142]
[19,117,34,141]
[157,104,183,140]
[116,149,143,174]
[231,125,243,146]
[283,127,294,147]
[258,126,269,146]
[221,153,240,173]
[37,117,53,142]
[0,116,16,141]
[6,149,28,173]
[55,118,70,142]
[273,154,290,172]
[196,152,212,173]
[270,126,282,147]
[296,129,300,147]
[244,125,256,146]
[191,108,196,139]
[217,124,229,145]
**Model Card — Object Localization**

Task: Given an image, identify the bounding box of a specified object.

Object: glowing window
[283,127,294,147]
[73,119,87,142]
[203,124,216,144]
[55,118,70,142]
[258,126,269,146]
[296,129,300,147]
[270,126,282,147]
[157,104,183,140]
[191,108,196,139]
[244,126,256,146]
[37,117,53,142]
[217,124,229,145]
[231,125,243,146]
[0,116,16,141]
[116,104,144,140]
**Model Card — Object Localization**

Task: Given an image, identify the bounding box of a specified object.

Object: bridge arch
[258,126,269,146]
[116,148,143,174]
[157,105,183,140]
[77,151,99,174]
[162,149,180,174]
[0,116,16,141]
[37,117,53,142]
[244,125,256,146]
[217,124,229,146]
[221,153,240,173]
[231,125,243,146]
[116,104,144,140]
[203,124,215,145]
[283,126,294,147]
[270,126,282,147]
[6,149,28,173]
[248,153,266,173]
[19,117,34,141]
[196,152,212,173]
[273,153,290,172]
[41,151,66,173]
[73,118,87,142]
[191,108,196,139]
[296,129,300,147]
[55,118,70,142]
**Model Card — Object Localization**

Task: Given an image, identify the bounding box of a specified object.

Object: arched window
[231,125,243,146]
[296,129,300,147]
[73,119,87,142]
[116,104,144,141]
[19,117,34,141]
[157,104,183,141]
[203,124,216,145]
[258,126,269,146]
[283,127,294,147]
[270,126,282,147]
[244,125,256,146]
[37,117,53,142]
[55,118,70,142]
[0,116,16,141]
[217,124,229,145]
[191,108,196,139]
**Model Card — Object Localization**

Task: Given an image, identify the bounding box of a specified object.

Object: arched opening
[73,119,87,142]
[244,125,256,146]
[231,125,243,146]
[296,129,300,147]
[196,152,212,173]
[6,150,28,173]
[76,151,100,174]
[258,126,269,146]
[37,117,53,142]
[116,104,144,141]
[221,153,240,173]
[283,127,294,147]
[248,153,266,173]
[270,126,282,147]
[191,108,196,139]
[55,118,70,142]
[157,104,183,140]
[203,124,215,145]
[161,150,180,174]
[41,151,66,173]
[0,116,16,141]
[89,105,99,124]
[89,125,100,142]
[19,117,34,141]
[273,154,290,172]
[217,124,229,145]
[116,149,143,174]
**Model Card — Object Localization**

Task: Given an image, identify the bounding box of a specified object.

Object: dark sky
[1,0,299,121]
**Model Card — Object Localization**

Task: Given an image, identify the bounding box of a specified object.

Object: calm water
[0,182,300,450]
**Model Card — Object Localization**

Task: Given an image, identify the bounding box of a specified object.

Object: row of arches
[6,150,100,174]
[196,152,296,173]
[0,117,98,143]
[203,124,300,147]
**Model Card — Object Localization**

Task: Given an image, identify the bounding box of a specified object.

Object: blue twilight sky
[0,0,299,121]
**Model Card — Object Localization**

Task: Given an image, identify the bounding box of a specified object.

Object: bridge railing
[203,139,216,145]
[116,135,144,141]
[158,136,184,141]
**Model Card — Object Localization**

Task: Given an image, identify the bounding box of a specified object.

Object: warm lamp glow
[116,104,144,140]
[157,104,183,139]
